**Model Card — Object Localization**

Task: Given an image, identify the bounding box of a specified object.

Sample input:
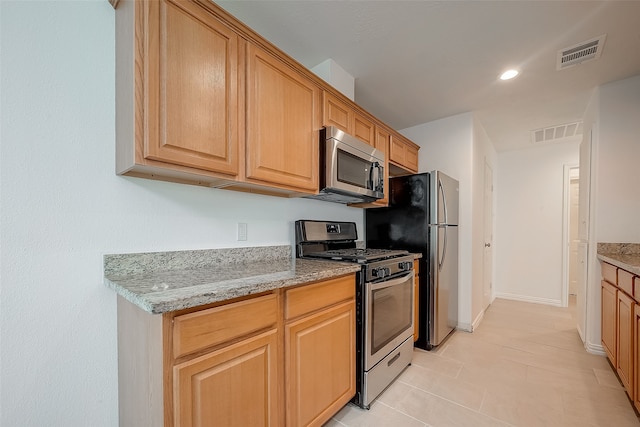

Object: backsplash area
[597,243,640,255]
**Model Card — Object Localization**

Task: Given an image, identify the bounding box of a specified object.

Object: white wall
[402,113,497,331]
[583,74,640,352]
[495,142,580,305]
[402,113,476,330]
[0,2,362,425]
[594,75,640,242]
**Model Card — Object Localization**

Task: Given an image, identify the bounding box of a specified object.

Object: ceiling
[216,0,640,152]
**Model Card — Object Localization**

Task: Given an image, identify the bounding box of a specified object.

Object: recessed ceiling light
[500,69,519,80]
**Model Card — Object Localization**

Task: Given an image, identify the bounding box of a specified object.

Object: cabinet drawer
[619,269,635,296]
[635,276,640,302]
[602,262,617,285]
[285,275,355,320]
[173,294,278,358]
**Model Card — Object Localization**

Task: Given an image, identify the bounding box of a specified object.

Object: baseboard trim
[456,322,473,333]
[494,293,562,307]
[585,341,606,356]
[470,309,485,332]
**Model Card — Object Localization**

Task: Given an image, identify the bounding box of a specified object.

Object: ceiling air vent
[531,121,583,144]
[557,35,606,70]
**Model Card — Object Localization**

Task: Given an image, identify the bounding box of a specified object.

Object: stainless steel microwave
[305,126,384,204]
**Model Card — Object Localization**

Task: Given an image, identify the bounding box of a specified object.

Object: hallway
[326,298,640,426]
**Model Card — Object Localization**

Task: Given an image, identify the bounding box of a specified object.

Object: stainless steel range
[295,220,415,409]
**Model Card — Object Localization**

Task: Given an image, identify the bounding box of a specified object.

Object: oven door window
[368,273,414,359]
[337,149,372,190]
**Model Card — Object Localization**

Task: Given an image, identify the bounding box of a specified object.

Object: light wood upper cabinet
[322,91,375,146]
[115,0,418,200]
[373,126,391,206]
[390,132,419,175]
[323,92,352,132]
[353,114,376,147]
[246,42,320,192]
[117,0,240,181]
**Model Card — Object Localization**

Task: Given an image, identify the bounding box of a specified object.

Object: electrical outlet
[237,223,248,241]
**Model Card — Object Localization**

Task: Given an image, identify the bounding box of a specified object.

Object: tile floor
[325,297,640,426]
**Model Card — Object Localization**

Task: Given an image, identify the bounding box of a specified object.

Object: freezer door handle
[438,177,448,225]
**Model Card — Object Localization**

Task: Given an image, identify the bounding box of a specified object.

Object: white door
[483,161,494,309]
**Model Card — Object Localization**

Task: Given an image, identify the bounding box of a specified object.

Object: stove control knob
[372,267,390,278]
[399,261,412,270]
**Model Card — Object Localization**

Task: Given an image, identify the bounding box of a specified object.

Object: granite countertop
[104,246,360,314]
[597,243,640,276]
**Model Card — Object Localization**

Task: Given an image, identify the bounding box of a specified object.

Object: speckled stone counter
[104,245,360,314]
[597,243,640,276]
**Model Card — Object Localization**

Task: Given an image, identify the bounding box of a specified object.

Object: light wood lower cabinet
[284,276,356,427]
[600,261,639,402]
[617,290,634,395]
[168,293,280,427]
[173,329,279,426]
[117,273,356,427]
[601,279,618,365]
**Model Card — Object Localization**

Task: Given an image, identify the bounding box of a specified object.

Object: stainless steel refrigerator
[365,171,459,350]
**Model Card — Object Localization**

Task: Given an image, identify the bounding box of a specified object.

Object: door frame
[482,159,494,310]
[562,163,579,308]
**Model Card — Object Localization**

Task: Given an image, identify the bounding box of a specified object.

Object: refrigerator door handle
[438,177,448,224]
[439,225,447,272]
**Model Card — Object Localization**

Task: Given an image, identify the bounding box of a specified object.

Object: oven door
[364,271,414,370]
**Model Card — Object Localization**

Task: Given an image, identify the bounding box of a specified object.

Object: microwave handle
[370,162,383,192]
[376,163,384,192]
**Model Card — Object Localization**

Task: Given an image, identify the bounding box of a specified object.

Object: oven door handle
[368,272,414,291]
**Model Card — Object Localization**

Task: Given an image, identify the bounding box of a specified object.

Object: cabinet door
[286,300,355,427]
[246,43,320,192]
[323,91,352,133]
[173,329,280,427]
[353,113,375,146]
[617,291,634,397]
[601,280,617,365]
[389,133,419,174]
[322,92,375,146]
[145,0,239,175]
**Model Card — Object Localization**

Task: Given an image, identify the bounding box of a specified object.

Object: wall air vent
[531,121,583,144]
[557,35,606,70]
